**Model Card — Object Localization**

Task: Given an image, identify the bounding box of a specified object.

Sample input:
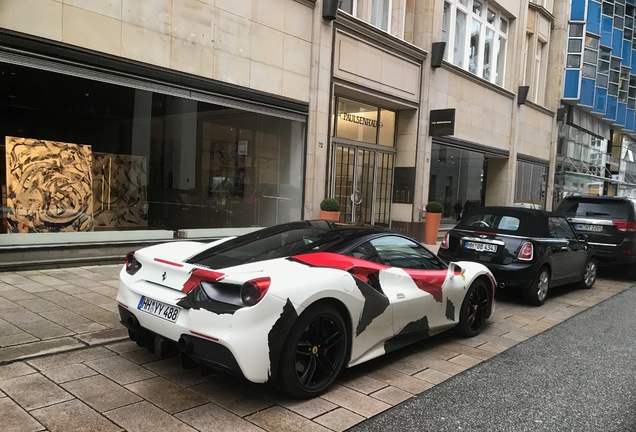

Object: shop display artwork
[92,153,148,229]
[5,137,149,233]
[5,137,94,233]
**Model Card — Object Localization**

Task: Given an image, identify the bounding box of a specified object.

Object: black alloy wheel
[456,279,491,337]
[279,305,348,398]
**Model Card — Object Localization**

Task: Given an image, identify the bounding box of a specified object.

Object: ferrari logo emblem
[162,272,167,282]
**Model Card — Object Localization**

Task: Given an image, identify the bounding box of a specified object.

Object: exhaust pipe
[498,282,506,289]
[127,315,141,330]
[178,337,192,353]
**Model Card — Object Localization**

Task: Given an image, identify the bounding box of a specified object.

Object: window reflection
[0,63,305,235]
[429,144,484,219]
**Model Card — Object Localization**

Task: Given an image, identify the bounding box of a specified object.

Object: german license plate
[137,296,180,323]
[575,224,603,232]
[464,241,497,253]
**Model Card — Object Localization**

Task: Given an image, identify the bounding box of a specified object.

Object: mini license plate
[464,241,497,253]
[575,224,603,232]
[137,296,180,323]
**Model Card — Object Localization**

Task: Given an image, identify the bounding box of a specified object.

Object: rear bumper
[118,305,243,377]
[589,243,636,265]
[486,262,536,291]
[116,274,289,383]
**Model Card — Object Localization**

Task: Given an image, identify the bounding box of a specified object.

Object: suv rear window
[558,200,630,219]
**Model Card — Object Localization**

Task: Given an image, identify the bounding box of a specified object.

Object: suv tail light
[518,242,534,261]
[125,252,142,275]
[612,221,636,232]
[440,232,449,249]
[241,277,271,306]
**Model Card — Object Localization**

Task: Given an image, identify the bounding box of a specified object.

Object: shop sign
[339,113,383,128]
[429,109,455,136]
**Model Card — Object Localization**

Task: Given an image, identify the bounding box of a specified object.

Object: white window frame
[442,0,508,86]
[339,0,397,35]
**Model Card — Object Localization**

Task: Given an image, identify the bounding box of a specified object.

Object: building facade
[556,0,636,202]
[0,0,564,258]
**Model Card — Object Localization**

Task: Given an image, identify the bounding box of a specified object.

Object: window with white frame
[442,0,508,85]
[339,0,399,35]
[523,9,552,105]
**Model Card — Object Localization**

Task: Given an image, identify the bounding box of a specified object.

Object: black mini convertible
[437,206,597,306]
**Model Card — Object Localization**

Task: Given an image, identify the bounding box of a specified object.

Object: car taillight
[440,232,450,249]
[518,242,534,261]
[125,252,142,275]
[612,221,636,232]
[241,277,271,306]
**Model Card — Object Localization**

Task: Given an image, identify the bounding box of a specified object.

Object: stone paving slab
[0,264,633,431]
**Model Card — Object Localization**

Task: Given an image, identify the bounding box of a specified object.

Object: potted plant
[424,201,443,245]
[319,198,341,221]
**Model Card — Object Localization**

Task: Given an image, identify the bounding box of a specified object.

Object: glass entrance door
[333,145,393,224]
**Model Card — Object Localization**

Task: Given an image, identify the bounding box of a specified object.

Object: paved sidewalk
[0,261,633,431]
[0,265,128,364]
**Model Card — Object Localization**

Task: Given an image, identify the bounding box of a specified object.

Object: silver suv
[555,195,636,266]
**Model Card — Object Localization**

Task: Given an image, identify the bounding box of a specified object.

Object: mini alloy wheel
[525,267,550,306]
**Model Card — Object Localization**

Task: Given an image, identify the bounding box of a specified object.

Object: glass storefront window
[429,143,484,219]
[378,109,396,147]
[335,98,379,144]
[334,98,395,147]
[515,161,547,207]
[0,63,305,236]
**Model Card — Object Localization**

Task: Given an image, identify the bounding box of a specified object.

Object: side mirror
[449,262,465,279]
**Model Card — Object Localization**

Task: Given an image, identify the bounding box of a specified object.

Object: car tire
[278,304,348,398]
[525,266,550,306]
[456,279,491,337]
[578,258,597,289]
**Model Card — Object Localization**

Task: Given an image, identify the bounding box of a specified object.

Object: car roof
[457,206,560,237]
[561,195,633,201]
[463,205,557,217]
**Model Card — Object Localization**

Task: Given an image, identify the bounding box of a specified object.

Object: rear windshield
[557,200,630,219]
[458,209,549,237]
[463,214,521,232]
[187,227,341,268]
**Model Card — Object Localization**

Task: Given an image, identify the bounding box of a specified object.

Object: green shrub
[320,198,341,212]
[425,201,443,213]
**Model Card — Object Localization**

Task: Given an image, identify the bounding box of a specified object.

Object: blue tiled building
[557,0,636,200]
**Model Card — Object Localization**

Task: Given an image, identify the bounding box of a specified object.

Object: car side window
[497,216,520,231]
[350,241,383,264]
[549,217,575,239]
[366,236,445,270]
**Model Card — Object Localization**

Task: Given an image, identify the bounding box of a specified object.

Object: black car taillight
[440,232,450,249]
[518,242,534,261]
[612,221,636,232]
[241,277,271,306]
[125,252,142,275]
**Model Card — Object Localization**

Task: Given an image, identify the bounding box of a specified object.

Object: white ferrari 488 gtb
[117,220,496,398]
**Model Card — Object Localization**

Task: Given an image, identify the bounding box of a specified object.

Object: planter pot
[319,210,340,221]
[424,212,442,245]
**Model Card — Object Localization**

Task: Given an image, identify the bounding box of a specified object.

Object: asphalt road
[349,285,636,432]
